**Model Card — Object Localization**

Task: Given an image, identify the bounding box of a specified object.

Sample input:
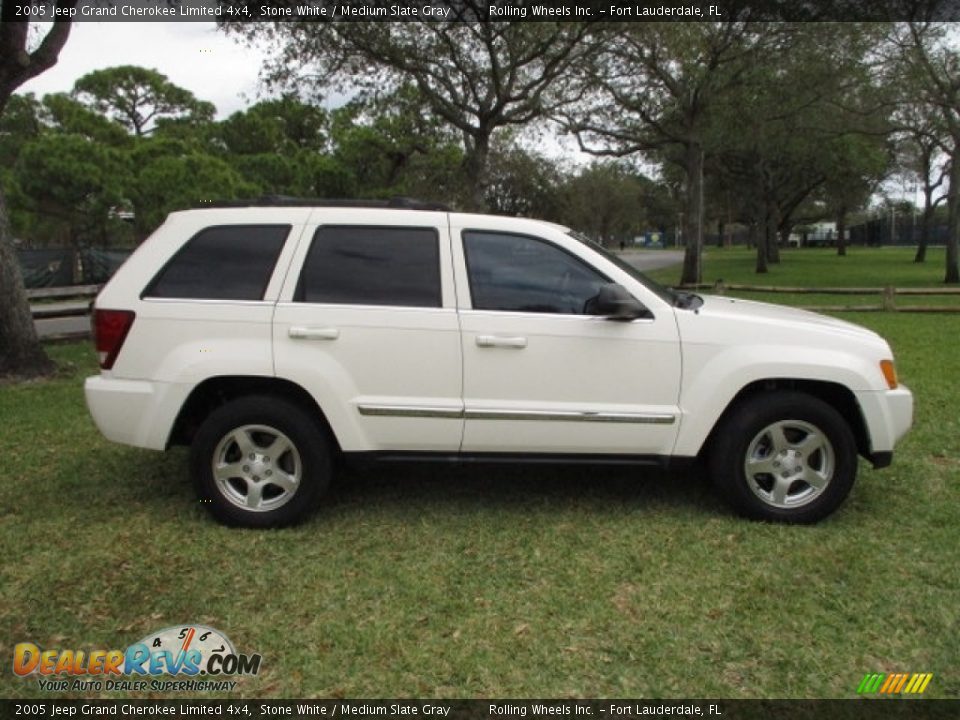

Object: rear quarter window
[143,225,290,300]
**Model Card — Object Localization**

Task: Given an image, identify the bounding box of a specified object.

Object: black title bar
[2,700,960,720]
[4,0,960,22]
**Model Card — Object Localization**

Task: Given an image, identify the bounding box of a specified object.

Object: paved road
[619,249,684,273]
[33,301,91,340]
[34,250,685,340]
[36,315,91,339]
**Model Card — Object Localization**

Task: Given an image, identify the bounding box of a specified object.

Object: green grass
[647,246,960,309]
[1,272,958,700]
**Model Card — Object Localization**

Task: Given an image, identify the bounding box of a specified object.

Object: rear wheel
[709,392,858,523]
[191,395,330,527]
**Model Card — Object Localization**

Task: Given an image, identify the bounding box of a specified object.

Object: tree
[569,22,767,285]
[73,65,214,137]
[0,92,43,164]
[820,135,892,257]
[903,126,949,262]
[886,23,956,271]
[42,92,131,146]
[328,88,464,202]
[218,96,329,156]
[557,162,653,246]
[707,23,892,271]
[891,22,960,283]
[222,17,599,210]
[217,98,331,197]
[482,143,562,219]
[217,98,348,198]
[15,133,130,247]
[0,7,76,378]
[129,141,254,232]
[0,93,44,236]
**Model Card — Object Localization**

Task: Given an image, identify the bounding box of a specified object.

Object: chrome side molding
[357,404,675,424]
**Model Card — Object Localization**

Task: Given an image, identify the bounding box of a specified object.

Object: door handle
[289,326,339,341]
[476,335,527,349]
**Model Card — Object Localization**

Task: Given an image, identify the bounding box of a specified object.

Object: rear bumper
[84,375,188,450]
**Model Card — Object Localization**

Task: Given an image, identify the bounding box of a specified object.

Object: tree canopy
[73,65,215,136]
[221,18,602,209]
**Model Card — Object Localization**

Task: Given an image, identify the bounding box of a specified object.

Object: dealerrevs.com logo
[13,625,262,693]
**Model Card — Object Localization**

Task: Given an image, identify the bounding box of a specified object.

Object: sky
[19,23,272,119]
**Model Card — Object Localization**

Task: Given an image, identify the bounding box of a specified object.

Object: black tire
[190,395,331,527]
[708,391,858,524]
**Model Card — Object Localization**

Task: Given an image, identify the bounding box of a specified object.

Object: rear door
[273,210,463,453]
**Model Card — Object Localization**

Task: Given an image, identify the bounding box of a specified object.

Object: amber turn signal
[880,359,898,390]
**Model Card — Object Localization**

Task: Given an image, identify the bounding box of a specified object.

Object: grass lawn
[646,246,960,310]
[1,253,958,700]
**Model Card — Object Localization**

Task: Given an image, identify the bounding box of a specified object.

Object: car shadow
[321,458,722,519]
[76,449,724,525]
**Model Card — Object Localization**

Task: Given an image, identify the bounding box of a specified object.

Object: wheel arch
[700,378,869,461]
[167,375,341,452]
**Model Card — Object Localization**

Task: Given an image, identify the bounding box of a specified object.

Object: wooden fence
[28,285,101,327]
[26,284,102,301]
[677,281,960,313]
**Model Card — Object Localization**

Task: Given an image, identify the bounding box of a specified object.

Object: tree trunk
[915,186,933,263]
[0,190,55,379]
[946,149,960,283]
[755,239,768,273]
[837,207,847,257]
[461,133,490,213]
[679,140,704,285]
[779,222,792,251]
[752,220,767,273]
[765,201,781,264]
[914,140,938,263]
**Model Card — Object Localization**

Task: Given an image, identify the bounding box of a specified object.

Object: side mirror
[591,283,649,321]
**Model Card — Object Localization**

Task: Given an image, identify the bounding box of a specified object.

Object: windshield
[567,230,679,306]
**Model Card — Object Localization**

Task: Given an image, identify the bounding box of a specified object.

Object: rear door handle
[289,326,339,341]
[476,335,527,349]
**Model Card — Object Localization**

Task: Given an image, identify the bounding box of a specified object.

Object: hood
[693,295,883,342]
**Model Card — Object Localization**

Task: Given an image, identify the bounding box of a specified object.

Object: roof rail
[199,196,451,211]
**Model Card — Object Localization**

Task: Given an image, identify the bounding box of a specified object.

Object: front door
[453,228,682,456]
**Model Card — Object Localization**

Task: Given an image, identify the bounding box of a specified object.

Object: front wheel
[709,392,858,523]
[190,395,331,527]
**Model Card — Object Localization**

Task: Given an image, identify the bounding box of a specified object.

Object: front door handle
[289,326,339,341]
[476,335,527,349]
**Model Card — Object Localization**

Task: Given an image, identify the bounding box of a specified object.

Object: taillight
[93,309,135,370]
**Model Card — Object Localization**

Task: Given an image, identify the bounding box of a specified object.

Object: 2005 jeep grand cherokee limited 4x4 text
[85,198,913,527]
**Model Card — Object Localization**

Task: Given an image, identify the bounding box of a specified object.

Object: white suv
[84,199,913,526]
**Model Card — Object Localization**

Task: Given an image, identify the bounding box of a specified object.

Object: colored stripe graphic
[857,672,932,694]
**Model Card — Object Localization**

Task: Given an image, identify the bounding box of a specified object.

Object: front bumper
[856,385,914,463]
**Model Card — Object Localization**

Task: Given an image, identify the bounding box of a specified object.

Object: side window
[463,231,608,314]
[143,225,289,300]
[295,226,441,308]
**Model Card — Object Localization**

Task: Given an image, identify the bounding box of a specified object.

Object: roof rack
[199,196,451,212]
